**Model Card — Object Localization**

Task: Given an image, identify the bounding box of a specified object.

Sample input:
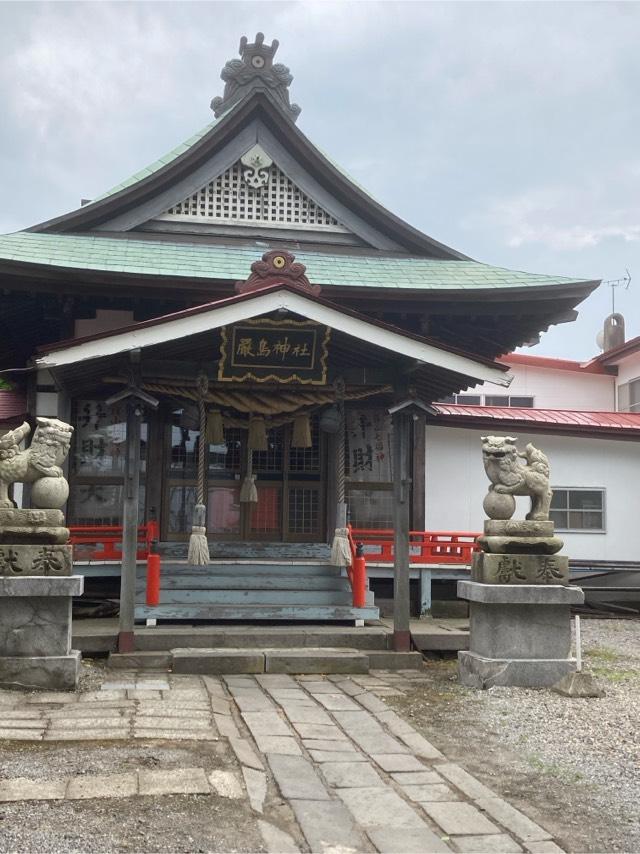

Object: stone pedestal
[457,579,584,689]
[0,575,83,690]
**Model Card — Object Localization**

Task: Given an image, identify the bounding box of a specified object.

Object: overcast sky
[1,1,638,359]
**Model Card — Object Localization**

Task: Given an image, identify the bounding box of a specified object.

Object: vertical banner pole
[118,399,142,653]
[392,411,411,651]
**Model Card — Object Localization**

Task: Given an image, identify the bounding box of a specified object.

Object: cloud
[463,163,640,252]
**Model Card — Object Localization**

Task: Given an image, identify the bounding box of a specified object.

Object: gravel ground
[388,618,640,854]
[0,739,267,853]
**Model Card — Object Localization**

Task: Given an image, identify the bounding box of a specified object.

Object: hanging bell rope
[187,373,211,566]
[331,378,351,567]
[240,444,258,504]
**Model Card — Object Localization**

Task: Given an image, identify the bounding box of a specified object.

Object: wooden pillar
[411,414,426,529]
[145,403,165,529]
[392,410,411,651]
[118,398,142,654]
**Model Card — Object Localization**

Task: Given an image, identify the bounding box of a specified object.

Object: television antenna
[602,269,631,314]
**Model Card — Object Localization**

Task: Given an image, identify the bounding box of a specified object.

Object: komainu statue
[481,435,552,521]
[0,418,74,509]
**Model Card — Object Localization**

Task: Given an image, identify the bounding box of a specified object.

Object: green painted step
[136,574,353,591]
[139,562,343,577]
[159,542,332,561]
[134,603,380,622]
[136,589,374,607]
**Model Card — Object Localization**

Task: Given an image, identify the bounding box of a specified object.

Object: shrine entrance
[165,414,326,543]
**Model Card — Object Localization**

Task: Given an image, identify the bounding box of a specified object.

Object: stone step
[134,603,380,622]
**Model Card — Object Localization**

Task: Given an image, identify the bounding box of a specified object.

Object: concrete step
[133,626,391,652]
[107,646,425,674]
[73,622,392,655]
[172,647,370,674]
[134,603,380,622]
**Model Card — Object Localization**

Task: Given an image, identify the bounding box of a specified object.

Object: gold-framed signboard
[218,319,331,385]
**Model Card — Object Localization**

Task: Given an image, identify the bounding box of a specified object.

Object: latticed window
[163,160,343,230]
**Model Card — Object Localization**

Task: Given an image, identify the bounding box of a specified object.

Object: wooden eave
[0,258,598,362]
[26,91,466,260]
[34,285,511,407]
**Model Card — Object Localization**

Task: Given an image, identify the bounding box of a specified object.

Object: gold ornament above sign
[218,318,331,385]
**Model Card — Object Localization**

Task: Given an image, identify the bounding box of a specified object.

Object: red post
[146,554,160,607]
[352,542,367,609]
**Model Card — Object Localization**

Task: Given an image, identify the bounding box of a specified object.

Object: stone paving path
[0,669,565,853]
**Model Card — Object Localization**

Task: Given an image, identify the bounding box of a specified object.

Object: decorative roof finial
[211,33,301,122]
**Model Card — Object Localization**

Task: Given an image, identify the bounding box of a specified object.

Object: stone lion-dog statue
[481,435,552,521]
[0,418,74,508]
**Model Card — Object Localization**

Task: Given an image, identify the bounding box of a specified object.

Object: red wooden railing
[350,528,480,565]
[69,520,159,561]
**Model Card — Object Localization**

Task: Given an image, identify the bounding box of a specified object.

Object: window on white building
[484,395,535,408]
[440,394,534,407]
[549,488,605,532]
[617,378,640,412]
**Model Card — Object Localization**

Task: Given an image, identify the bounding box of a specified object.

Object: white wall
[425,425,639,563]
[616,352,640,387]
[464,364,614,411]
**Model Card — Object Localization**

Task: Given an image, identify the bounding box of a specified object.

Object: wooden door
[163,416,325,543]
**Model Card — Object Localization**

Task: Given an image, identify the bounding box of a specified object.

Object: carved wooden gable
[157,145,346,233]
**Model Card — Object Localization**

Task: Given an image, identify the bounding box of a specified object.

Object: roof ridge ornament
[235,250,321,296]
[211,32,301,122]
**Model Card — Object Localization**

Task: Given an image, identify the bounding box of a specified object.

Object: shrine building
[0,33,605,646]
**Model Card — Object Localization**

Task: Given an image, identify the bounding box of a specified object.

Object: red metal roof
[431,403,640,436]
[587,333,640,367]
[0,391,27,425]
[497,352,608,375]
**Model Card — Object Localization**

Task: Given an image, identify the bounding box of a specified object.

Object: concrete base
[366,650,424,670]
[0,574,83,691]
[0,650,81,691]
[458,650,576,689]
[172,648,265,674]
[264,648,369,674]
[457,579,584,689]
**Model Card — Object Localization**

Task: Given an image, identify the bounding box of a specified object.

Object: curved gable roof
[27,90,467,260]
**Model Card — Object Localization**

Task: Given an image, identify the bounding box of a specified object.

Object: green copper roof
[91,120,219,203]
[0,232,591,291]
[90,116,379,207]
